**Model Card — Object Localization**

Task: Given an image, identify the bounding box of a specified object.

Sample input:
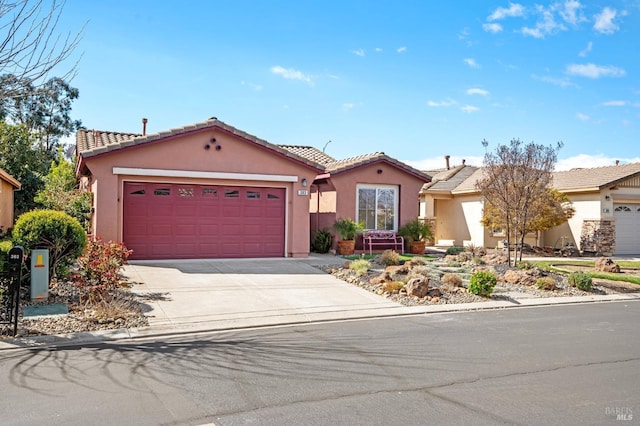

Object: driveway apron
[124,257,404,333]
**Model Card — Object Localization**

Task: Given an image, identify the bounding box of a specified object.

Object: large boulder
[595,257,620,273]
[406,277,429,298]
[502,268,542,286]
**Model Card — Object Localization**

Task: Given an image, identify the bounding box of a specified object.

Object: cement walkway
[2,255,640,350]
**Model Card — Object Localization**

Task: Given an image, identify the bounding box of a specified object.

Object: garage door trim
[113,167,299,182]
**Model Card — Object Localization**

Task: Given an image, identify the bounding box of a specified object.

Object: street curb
[2,293,639,351]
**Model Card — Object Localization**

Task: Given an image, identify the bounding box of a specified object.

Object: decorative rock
[595,257,620,273]
[406,277,429,298]
[343,260,352,269]
[427,288,442,298]
[385,264,410,275]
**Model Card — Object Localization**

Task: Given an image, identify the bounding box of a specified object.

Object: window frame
[356,184,399,231]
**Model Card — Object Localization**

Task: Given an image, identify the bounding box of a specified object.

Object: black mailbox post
[2,246,24,336]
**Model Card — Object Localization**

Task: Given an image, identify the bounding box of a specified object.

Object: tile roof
[278,147,431,181]
[76,119,430,182]
[552,162,640,191]
[278,145,336,166]
[76,117,324,171]
[420,165,478,193]
[422,162,640,195]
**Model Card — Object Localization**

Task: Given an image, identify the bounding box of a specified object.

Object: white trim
[113,167,298,183]
[356,183,399,230]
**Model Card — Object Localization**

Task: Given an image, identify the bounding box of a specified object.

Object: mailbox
[8,246,24,265]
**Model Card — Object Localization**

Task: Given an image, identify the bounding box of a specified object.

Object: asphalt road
[1,301,639,426]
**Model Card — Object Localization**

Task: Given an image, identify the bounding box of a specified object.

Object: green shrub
[468,271,497,297]
[379,249,401,266]
[12,210,87,278]
[446,246,465,256]
[349,258,371,276]
[0,239,13,263]
[568,272,592,291]
[536,276,557,291]
[311,228,334,253]
[517,261,534,270]
[441,273,462,288]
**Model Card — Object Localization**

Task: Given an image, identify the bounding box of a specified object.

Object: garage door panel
[614,204,640,255]
[124,183,285,259]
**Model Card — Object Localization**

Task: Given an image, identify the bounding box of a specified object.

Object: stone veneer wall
[424,218,436,246]
[580,219,615,256]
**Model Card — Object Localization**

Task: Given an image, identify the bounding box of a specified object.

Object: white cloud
[270,66,314,85]
[403,155,484,171]
[240,81,263,91]
[460,105,479,113]
[467,88,489,96]
[578,41,592,57]
[352,49,365,57]
[464,58,480,68]
[406,154,639,173]
[593,7,624,34]
[427,98,457,107]
[565,63,626,79]
[458,27,470,40]
[559,0,585,25]
[397,46,407,53]
[531,73,576,88]
[576,112,590,121]
[521,4,566,38]
[375,47,382,52]
[602,100,627,107]
[555,154,640,171]
[487,3,525,21]
[483,22,503,33]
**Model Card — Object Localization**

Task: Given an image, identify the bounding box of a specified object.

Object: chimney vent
[445,155,451,170]
[616,160,620,166]
[142,118,148,136]
[462,159,466,165]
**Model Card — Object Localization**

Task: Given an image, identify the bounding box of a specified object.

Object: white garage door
[614,203,640,255]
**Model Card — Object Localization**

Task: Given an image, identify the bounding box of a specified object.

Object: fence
[0,247,24,337]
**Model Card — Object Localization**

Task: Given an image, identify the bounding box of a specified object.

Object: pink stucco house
[76,117,430,260]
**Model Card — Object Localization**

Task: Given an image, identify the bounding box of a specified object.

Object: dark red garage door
[123,182,286,259]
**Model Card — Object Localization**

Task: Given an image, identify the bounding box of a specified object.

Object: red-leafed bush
[75,238,133,302]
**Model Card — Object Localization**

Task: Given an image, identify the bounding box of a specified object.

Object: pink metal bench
[363,230,404,255]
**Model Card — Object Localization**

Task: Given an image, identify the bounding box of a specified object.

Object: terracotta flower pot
[337,240,356,255]
[409,241,426,255]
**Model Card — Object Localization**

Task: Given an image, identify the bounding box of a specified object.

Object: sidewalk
[1,255,640,350]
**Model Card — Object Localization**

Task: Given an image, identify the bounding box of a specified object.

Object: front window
[357,185,398,230]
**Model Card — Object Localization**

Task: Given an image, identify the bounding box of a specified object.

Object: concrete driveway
[123,256,406,334]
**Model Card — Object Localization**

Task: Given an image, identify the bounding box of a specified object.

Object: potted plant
[398,218,433,254]
[334,217,363,255]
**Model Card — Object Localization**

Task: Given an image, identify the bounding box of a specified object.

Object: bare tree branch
[0,0,84,100]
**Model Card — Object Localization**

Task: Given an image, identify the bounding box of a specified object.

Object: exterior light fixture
[605,195,611,201]
[301,178,308,187]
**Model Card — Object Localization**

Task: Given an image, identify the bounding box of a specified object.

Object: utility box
[30,249,49,301]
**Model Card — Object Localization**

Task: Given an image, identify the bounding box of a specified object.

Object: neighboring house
[0,167,20,233]
[419,161,640,256]
[76,117,430,260]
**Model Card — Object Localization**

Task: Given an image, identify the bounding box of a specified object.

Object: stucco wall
[81,128,318,258]
[332,162,425,230]
[0,179,15,230]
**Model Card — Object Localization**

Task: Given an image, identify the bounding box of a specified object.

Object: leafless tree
[476,138,563,266]
[0,0,83,100]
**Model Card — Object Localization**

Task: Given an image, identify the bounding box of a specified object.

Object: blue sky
[58,0,640,171]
